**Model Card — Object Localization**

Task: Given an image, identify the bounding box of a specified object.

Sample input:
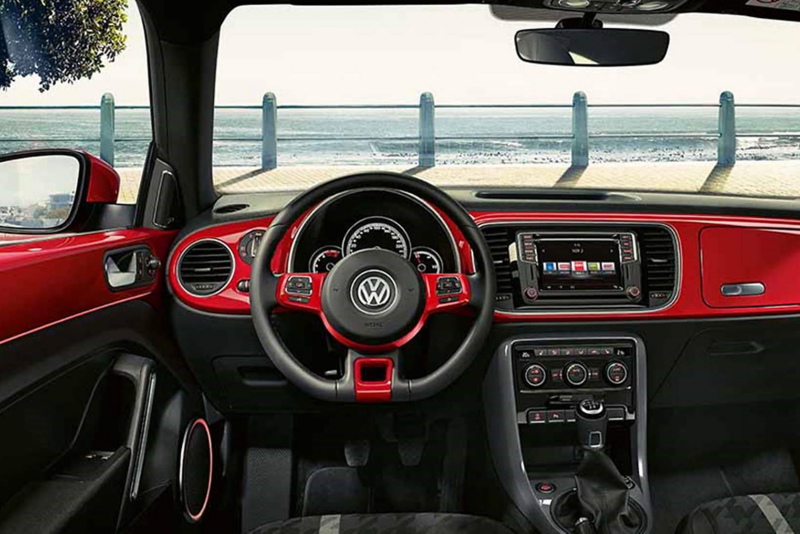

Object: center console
[483,334,651,534]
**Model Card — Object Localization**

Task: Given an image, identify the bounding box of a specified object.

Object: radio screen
[537,239,622,291]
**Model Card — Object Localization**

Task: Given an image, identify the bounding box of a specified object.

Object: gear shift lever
[572,399,642,534]
[576,398,607,451]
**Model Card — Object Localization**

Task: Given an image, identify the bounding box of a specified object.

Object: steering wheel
[250,172,495,403]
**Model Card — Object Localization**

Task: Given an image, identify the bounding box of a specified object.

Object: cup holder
[551,489,647,533]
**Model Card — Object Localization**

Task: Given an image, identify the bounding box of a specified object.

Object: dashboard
[168,188,800,321]
[164,185,800,414]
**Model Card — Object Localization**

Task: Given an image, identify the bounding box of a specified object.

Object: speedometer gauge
[411,247,443,274]
[309,247,342,273]
[343,217,410,259]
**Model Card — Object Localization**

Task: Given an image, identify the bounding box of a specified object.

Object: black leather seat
[249,513,515,534]
[677,493,800,533]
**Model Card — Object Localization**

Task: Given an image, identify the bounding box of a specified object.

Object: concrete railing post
[419,92,435,168]
[718,91,736,166]
[262,92,278,170]
[100,93,115,166]
[572,91,589,167]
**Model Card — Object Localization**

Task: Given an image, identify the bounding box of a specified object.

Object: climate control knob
[524,364,547,388]
[605,361,629,386]
[565,362,589,387]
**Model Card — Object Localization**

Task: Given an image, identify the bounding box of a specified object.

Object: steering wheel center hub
[350,269,399,315]
[322,249,425,345]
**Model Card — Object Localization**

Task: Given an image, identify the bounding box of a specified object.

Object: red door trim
[0,228,176,346]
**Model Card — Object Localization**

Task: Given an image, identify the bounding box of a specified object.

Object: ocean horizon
[1,107,799,168]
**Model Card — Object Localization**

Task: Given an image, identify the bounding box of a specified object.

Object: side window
[0,1,149,238]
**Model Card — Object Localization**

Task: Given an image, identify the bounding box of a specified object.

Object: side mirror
[0,150,119,234]
[516,28,670,67]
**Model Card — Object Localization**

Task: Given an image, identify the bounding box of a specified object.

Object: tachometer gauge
[411,247,443,274]
[309,247,342,273]
[343,217,410,259]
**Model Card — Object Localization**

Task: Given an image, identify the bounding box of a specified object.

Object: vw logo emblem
[358,277,391,307]
[350,270,398,315]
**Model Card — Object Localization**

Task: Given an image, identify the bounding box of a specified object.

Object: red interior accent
[473,211,800,321]
[701,226,800,308]
[84,152,121,204]
[354,358,394,403]
[170,209,800,322]
[184,418,214,522]
[0,228,175,346]
[168,217,278,314]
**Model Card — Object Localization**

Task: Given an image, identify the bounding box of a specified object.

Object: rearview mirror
[516,28,670,67]
[0,151,84,232]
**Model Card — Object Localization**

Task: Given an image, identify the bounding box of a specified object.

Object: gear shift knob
[576,399,607,451]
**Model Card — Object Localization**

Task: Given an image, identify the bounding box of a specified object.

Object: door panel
[0,216,204,533]
[0,300,203,533]
[0,228,175,345]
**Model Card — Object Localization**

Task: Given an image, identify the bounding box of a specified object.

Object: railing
[1,91,799,168]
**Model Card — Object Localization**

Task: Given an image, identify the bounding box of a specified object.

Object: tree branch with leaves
[0,0,127,91]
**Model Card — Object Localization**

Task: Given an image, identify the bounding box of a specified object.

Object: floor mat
[302,467,371,516]
[293,415,448,516]
[650,449,800,534]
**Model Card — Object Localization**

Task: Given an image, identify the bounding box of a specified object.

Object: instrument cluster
[288,189,458,275]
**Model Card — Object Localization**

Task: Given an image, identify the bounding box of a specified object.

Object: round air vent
[178,239,234,297]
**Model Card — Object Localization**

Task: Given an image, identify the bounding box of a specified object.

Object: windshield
[211,5,800,199]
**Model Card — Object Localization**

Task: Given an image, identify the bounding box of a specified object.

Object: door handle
[104,246,160,291]
[105,253,138,288]
[720,282,765,297]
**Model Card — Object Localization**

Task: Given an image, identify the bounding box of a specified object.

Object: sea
[1,107,799,168]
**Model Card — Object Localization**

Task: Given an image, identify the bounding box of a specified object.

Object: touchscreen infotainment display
[537,239,622,291]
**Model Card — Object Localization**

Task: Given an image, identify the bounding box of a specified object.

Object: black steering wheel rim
[250,172,496,402]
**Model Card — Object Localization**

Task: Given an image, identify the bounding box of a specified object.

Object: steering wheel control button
[435,276,462,296]
[565,362,589,387]
[288,295,310,304]
[528,410,546,425]
[286,275,313,296]
[535,482,556,494]
[524,364,547,388]
[605,362,629,386]
[351,270,398,315]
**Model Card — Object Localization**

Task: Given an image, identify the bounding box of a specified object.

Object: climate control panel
[516,343,633,391]
[512,339,637,425]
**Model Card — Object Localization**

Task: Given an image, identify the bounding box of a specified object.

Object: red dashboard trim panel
[168,210,800,322]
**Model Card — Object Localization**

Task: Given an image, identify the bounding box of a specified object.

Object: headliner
[137,0,800,44]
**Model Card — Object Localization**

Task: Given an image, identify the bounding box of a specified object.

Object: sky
[1,4,799,106]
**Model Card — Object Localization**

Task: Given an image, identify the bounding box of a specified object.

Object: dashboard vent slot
[640,227,677,293]
[178,240,234,297]
[480,226,514,294]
